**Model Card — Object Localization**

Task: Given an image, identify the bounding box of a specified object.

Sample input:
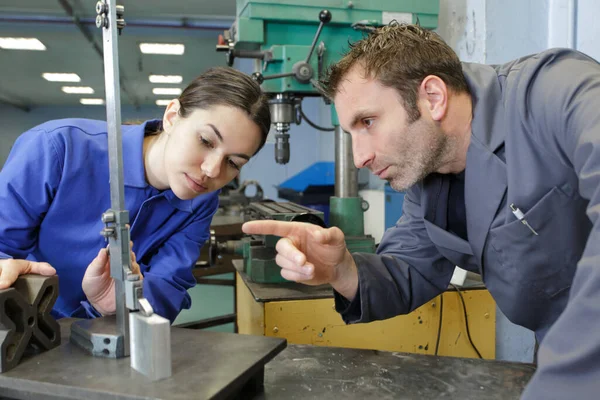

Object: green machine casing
[220,0,439,282]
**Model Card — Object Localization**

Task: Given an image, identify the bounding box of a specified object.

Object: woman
[0,67,270,323]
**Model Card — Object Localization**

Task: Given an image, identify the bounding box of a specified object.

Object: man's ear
[162,99,181,133]
[418,75,448,122]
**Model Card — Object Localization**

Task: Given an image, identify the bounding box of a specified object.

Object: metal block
[12,274,61,351]
[0,274,60,373]
[70,315,125,358]
[0,288,33,373]
[130,312,171,381]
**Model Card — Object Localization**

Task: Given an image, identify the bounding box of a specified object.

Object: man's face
[334,65,449,192]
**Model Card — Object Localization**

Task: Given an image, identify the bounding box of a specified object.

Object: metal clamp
[96,1,125,34]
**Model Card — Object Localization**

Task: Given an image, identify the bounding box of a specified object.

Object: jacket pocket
[487,186,580,298]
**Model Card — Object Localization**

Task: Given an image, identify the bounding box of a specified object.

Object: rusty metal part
[0,274,60,372]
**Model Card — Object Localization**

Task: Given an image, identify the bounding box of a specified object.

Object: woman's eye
[228,159,240,170]
[200,136,214,148]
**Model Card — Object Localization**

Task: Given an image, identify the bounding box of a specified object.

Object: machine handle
[306,10,332,63]
[251,71,295,84]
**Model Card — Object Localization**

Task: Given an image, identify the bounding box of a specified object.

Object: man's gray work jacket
[335,48,600,399]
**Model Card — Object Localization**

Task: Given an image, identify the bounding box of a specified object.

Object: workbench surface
[262,344,535,399]
[0,320,534,399]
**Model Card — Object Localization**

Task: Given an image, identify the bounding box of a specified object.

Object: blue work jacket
[335,49,600,398]
[0,119,218,323]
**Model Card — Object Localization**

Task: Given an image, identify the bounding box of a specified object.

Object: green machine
[215,0,439,282]
[212,201,328,282]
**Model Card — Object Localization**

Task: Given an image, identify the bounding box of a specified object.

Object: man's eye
[363,119,374,128]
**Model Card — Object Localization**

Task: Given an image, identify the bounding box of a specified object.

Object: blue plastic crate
[384,183,405,229]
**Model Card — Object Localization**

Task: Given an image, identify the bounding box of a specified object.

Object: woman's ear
[162,99,181,134]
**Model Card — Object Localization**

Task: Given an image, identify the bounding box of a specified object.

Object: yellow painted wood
[261,290,495,359]
[235,272,496,359]
[437,290,495,359]
[235,272,265,335]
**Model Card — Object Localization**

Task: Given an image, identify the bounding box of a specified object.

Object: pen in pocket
[509,204,539,235]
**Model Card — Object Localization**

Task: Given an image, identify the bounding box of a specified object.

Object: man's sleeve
[0,128,62,260]
[335,183,456,323]
[140,193,219,324]
[520,50,600,399]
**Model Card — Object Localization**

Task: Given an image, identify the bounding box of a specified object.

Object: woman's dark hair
[178,66,271,154]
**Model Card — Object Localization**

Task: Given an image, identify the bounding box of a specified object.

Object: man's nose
[351,134,373,169]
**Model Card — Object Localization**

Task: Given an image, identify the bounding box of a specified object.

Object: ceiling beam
[57,0,141,109]
[0,14,232,31]
[0,95,31,113]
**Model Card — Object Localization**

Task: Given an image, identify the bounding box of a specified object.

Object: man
[243,24,600,398]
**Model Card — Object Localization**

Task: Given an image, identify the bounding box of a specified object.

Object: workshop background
[0,0,597,363]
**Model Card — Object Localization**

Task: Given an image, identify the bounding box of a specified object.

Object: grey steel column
[102,0,130,356]
[334,126,358,198]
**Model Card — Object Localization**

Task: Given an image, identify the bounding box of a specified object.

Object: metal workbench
[0,319,286,400]
[0,319,534,399]
[262,344,535,399]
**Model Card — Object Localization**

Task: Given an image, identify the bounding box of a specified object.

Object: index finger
[242,220,305,237]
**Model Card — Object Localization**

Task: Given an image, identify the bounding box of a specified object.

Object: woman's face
[162,103,263,200]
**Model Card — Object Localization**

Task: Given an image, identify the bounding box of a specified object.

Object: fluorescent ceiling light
[62,86,94,94]
[140,43,185,55]
[0,37,46,51]
[149,75,183,84]
[80,98,104,105]
[42,73,81,82]
[152,88,182,95]
[155,99,171,106]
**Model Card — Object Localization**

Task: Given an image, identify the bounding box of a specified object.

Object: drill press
[216,0,440,279]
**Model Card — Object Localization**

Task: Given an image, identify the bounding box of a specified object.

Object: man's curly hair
[323,23,469,123]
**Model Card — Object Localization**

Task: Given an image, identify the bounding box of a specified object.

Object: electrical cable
[450,283,483,358]
[434,293,444,356]
[297,103,335,132]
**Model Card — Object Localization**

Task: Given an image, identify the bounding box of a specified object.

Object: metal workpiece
[0,288,33,373]
[70,316,125,358]
[334,126,358,198]
[130,313,171,381]
[0,275,60,373]
[12,275,60,352]
[240,202,327,283]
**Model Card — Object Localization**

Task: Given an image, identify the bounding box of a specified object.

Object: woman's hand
[0,259,56,289]
[82,243,142,315]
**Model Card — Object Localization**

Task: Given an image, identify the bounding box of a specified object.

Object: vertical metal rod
[102,0,130,356]
[334,126,358,198]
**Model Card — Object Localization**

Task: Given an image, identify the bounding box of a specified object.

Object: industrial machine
[214,201,327,282]
[216,0,440,276]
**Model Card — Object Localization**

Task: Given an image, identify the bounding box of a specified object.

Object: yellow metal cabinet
[235,263,496,359]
